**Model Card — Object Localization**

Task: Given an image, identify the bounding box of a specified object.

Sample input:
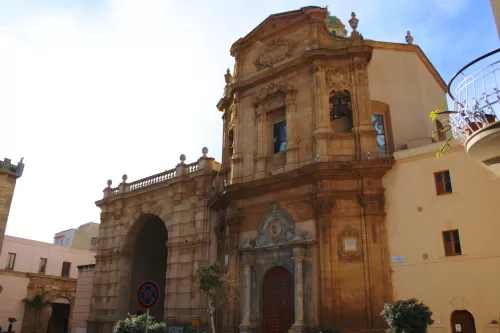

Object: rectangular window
[443,230,462,256]
[39,258,47,274]
[273,120,287,154]
[61,262,71,277]
[91,237,97,249]
[372,114,387,153]
[434,170,453,195]
[6,253,16,270]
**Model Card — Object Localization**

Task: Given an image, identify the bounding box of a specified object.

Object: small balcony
[447,48,500,176]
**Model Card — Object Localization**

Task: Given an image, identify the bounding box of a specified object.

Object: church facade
[87,6,448,333]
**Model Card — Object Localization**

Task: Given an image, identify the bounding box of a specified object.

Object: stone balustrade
[0,157,24,178]
[102,147,216,199]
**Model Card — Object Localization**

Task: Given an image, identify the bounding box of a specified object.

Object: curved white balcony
[448,48,500,176]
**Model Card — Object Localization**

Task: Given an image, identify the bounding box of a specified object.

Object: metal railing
[447,48,500,142]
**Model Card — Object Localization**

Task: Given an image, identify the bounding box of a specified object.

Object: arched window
[329,90,353,133]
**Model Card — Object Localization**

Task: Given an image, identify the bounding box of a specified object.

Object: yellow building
[0,157,24,255]
[385,145,500,333]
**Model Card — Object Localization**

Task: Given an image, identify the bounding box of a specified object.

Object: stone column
[254,105,267,179]
[240,251,254,333]
[293,245,306,332]
[311,61,331,161]
[285,87,299,171]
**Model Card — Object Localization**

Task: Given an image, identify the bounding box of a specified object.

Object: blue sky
[0,0,498,243]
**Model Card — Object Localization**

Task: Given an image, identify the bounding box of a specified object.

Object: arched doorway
[47,297,71,333]
[128,214,167,321]
[451,310,476,333]
[262,266,294,333]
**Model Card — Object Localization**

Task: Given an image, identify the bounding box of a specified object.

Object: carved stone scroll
[325,66,352,90]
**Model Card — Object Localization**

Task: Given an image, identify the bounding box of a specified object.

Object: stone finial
[202,147,209,158]
[107,179,112,188]
[122,174,128,183]
[406,31,414,45]
[348,12,359,32]
[180,154,186,164]
[20,157,24,163]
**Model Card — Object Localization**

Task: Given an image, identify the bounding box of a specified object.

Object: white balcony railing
[448,48,500,143]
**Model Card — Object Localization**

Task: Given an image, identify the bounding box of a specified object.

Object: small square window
[442,230,461,257]
[434,170,452,195]
[273,120,287,154]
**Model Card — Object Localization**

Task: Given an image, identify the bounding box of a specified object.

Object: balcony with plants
[430,48,500,176]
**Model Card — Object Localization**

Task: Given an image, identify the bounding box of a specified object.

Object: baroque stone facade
[212,6,393,333]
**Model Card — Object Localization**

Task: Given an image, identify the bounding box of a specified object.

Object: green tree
[196,264,239,333]
[22,291,49,333]
[114,313,167,333]
[381,298,434,333]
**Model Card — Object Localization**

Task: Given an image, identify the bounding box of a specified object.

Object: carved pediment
[242,204,310,249]
[254,38,297,71]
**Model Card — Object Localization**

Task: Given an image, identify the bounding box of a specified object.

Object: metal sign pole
[145,308,149,333]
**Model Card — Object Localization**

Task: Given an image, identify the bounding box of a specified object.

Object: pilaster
[240,251,255,333]
[254,105,267,179]
[285,88,299,171]
[311,62,332,161]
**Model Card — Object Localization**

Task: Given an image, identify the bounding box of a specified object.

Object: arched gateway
[90,154,219,333]
[126,214,167,320]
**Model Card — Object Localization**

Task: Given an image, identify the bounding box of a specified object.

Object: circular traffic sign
[137,281,159,309]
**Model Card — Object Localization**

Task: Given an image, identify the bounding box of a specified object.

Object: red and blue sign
[137,281,159,309]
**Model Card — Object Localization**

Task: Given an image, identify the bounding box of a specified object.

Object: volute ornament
[254,38,297,71]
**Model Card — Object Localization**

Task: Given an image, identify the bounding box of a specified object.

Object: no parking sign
[137,280,159,309]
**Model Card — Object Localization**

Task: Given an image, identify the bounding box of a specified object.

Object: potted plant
[429,103,497,157]
[381,298,434,333]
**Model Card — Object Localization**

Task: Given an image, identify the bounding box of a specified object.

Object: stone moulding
[254,38,297,71]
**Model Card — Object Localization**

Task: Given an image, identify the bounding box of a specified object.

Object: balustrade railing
[102,148,213,199]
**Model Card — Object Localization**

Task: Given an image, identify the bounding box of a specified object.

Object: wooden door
[451,310,476,333]
[262,266,294,333]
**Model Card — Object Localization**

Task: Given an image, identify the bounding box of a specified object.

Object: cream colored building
[0,235,95,333]
[54,223,99,250]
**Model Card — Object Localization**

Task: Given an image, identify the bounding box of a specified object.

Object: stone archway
[122,213,168,321]
[47,296,72,333]
[261,266,294,333]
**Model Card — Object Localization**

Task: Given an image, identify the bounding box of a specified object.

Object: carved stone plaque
[338,227,362,261]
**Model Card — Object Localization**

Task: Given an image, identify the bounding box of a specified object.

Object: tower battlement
[0,157,24,178]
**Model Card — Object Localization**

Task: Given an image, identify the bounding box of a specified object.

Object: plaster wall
[384,146,500,333]
[1,236,95,277]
